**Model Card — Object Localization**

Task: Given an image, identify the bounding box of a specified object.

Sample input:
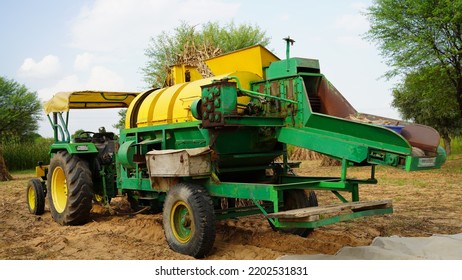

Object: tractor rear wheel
[272,189,318,237]
[162,183,216,258]
[26,178,45,215]
[47,151,93,225]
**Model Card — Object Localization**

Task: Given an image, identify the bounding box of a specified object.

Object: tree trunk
[442,133,452,155]
[0,153,13,181]
[456,75,462,118]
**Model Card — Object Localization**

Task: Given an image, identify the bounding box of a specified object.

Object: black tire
[47,151,93,225]
[163,183,216,258]
[26,178,45,215]
[271,190,318,237]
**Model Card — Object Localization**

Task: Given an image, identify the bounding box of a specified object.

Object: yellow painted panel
[169,77,217,123]
[166,65,204,86]
[125,89,155,128]
[187,66,203,82]
[145,85,181,126]
[35,165,46,178]
[135,88,166,127]
[205,45,279,78]
[131,71,263,127]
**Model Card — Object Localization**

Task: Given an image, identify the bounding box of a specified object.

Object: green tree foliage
[0,76,42,142]
[392,66,462,154]
[142,21,271,87]
[365,0,462,153]
[113,109,127,130]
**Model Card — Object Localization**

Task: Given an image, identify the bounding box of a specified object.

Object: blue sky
[0,0,400,137]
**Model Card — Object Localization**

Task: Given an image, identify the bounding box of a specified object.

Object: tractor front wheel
[47,151,93,225]
[26,178,45,215]
[163,183,216,258]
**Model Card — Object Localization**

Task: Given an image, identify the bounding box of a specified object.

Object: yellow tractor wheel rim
[27,186,36,210]
[51,166,68,213]
[170,201,194,243]
[94,194,104,203]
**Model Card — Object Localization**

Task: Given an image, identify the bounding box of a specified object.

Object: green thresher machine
[26,40,446,258]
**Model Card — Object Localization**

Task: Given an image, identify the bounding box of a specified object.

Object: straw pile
[174,40,221,78]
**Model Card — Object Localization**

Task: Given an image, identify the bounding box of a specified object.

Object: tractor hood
[44,91,140,114]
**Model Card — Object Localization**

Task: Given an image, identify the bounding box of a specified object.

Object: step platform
[268,200,393,222]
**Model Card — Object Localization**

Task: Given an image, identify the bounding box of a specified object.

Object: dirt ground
[1,156,461,260]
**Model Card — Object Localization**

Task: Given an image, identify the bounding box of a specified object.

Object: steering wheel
[75,131,95,143]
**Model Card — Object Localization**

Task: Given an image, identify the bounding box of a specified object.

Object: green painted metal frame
[116,120,210,195]
[48,112,71,143]
[204,157,385,229]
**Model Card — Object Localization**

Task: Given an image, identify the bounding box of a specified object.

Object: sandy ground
[1,156,461,260]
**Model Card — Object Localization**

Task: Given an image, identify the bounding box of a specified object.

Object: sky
[0,0,401,138]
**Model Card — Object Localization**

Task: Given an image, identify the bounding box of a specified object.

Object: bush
[451,137,462,155]
[0,138,52,171]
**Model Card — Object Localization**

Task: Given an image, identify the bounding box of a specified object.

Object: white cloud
[37,65,126,102]
[334,2,370,48]
[70,0,240,53]
[86,66,126,90]
[18,55,60,78]
[74,52,95,71]
[37,75,81,102]
[352,1,368,12]
[36,67,129,137]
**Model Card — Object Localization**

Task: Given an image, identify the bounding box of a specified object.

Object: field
[0,156,461,260]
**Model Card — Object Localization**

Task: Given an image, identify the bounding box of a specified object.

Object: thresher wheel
[272,189,318,237]
[47,151,93,225]
[26,178,45,215]
[162,183,216,258]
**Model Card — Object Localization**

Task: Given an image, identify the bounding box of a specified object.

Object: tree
[142,21,271,87]
[0,154,13,181]
[392,66,462,154]
[0,76,42,141]
[113,109,127,130]
[0,77,41,181]
[365,0,462,152]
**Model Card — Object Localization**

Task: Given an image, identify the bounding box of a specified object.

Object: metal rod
[332,190,348,203]
[57,113,71,142]
[50,113,58,142]
[226,75,297,104]
[283,36,295,72]
[341,158,348,181]
[282,143,288,175]
[351,184,359,202]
